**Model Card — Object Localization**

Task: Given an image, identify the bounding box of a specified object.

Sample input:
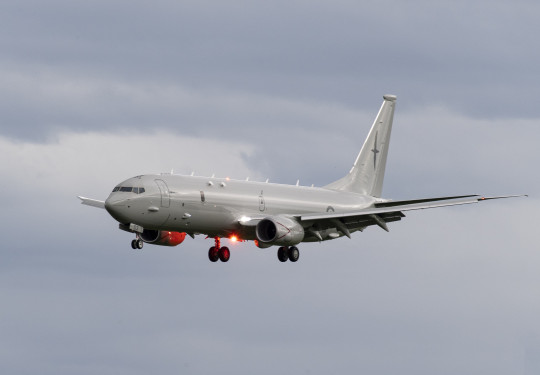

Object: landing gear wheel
[208,246,219,262]
[219,247,230,262]
[277,246,288,262]
[136,239,144,249]
[288,246,299,262]
[131,239,137,249]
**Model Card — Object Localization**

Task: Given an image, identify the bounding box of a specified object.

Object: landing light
[229,235,246,243]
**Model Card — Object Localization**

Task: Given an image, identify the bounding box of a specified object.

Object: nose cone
[105,195,130,223]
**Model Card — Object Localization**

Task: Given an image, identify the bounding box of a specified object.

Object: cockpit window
[113,186,146,194]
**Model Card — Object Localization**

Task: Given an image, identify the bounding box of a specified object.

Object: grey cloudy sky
[0,1,538,374]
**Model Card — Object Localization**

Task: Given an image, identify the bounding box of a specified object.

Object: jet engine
[140,229,186,246]
[255,216,304,246]
[254,240,273,249]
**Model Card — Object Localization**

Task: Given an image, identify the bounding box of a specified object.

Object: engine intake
[140,229,186,247]
[256,216,304,246]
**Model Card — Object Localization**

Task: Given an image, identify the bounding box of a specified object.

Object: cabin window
[200,191,205,202]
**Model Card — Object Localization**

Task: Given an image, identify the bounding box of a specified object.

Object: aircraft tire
[277,247,288,262]
[219,247,230,262]
[208,246,219,262]
[131,239,137,249]
[288,246,299,262]
[136,239,144,249]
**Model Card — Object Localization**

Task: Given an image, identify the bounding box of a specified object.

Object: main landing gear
[131,238,144,250]
[277,246,299,262]
[208,237,230,263]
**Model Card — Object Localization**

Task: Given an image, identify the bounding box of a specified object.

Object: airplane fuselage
[105,174,376,240]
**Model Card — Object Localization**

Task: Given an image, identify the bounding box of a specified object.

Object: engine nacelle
[254,240,273,249]
[255,216,304,246]
[140,229,186,247]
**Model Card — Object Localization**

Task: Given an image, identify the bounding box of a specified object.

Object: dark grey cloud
[0,1,538,374]
[1,1,540,139]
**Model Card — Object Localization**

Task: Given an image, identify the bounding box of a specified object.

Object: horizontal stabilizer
[78,196,106,209]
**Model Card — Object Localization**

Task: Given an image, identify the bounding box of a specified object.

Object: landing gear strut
[277,246,299,262]
[208,237,230,262]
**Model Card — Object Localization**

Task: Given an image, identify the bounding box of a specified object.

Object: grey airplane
[79,95,522,263]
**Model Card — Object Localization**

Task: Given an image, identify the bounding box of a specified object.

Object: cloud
[0,131,256,198]
[385,105,539,197]
[0,1,538,374]
[0,62,536,375]
[2,0,540,122]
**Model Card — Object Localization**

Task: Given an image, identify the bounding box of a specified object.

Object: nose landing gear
[208,237,230,262]
[131,238,144,250]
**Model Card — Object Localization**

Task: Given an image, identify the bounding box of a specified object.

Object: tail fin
[324,95,396,197]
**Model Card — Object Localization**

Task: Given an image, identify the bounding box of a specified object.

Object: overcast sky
[0,1,538,374]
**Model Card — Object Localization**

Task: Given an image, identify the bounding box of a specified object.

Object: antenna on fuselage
[190,171,195,176]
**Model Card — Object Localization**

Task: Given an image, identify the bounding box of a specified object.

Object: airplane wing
[78,196,106,209]
[298,194,526,234]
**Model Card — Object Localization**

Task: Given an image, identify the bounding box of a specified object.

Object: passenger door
[154,179,170,208]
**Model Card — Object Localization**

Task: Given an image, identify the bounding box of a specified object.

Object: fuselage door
[155,179,170,208]
[259,191,265,212]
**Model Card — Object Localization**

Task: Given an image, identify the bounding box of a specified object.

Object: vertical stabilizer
[324,95,396,197]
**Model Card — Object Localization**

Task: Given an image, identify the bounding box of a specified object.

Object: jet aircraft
[79,95,522,263]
